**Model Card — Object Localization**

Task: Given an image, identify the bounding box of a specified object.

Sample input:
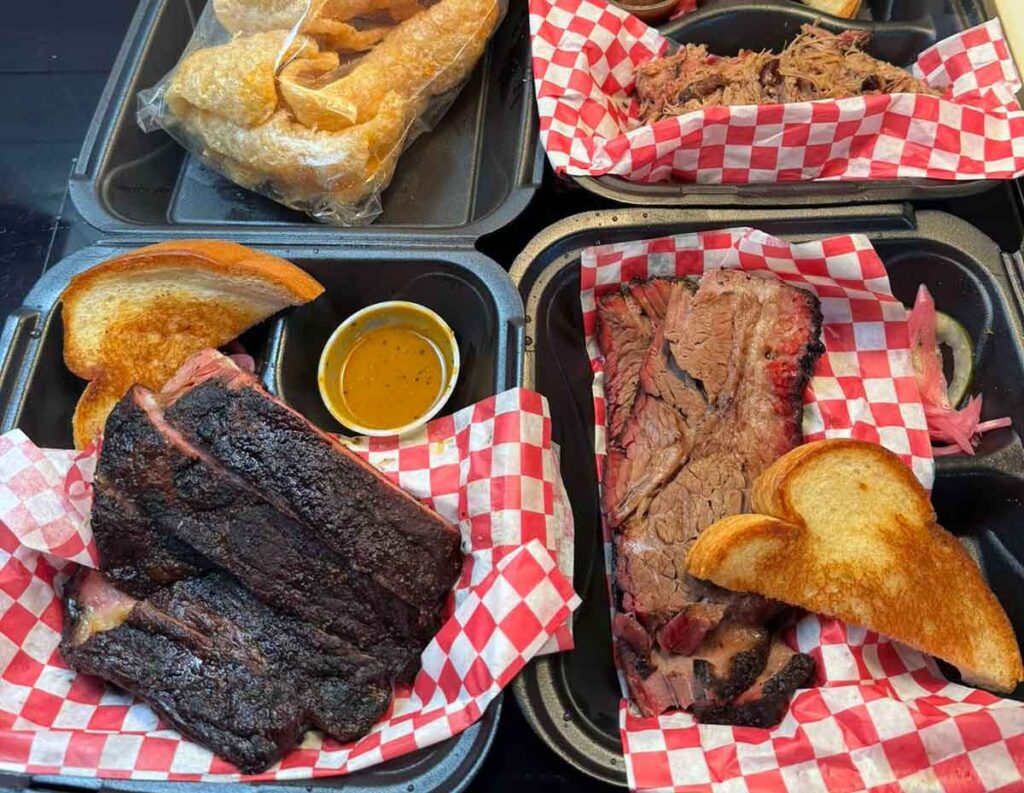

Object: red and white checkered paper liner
[583,228,1024,791]
[0,387,579,782]
[530,0,1024,184]
[583,227,934,485]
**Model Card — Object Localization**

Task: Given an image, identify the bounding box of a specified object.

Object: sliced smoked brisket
[89,350,463,680]
[72,348,465,771]
[690,640,817,728]
[609,269,823,626]
[597,277,693,445]
[159,349,462,617]
[599,269,823,724]
[93,386,428,676]
[62,570,391,774]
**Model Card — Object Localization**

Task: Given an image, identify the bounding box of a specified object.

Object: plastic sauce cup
[318,301,460,436]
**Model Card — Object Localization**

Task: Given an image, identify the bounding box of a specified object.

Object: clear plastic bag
[138,0,506,225]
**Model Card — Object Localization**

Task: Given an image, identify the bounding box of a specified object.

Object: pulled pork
[635,25,942,123]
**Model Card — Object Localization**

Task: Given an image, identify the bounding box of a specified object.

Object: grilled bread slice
[800,0,861,18]
[62,240,323,449]
[687,439,1024,693]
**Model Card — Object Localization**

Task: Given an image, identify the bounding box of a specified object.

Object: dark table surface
[1,1,1022,792]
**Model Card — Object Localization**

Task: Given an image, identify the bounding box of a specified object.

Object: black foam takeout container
[573,0,998,208]
[67,0,543,239]
[714,0,971,29]
[508,205,1024,787]
[0,242,526,792]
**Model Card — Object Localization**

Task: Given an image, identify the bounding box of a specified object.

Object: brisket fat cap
[61,569,393,775]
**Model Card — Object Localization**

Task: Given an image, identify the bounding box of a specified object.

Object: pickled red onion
[908,285,1011,455]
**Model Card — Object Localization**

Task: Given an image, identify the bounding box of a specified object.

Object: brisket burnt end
[691,642,816,728]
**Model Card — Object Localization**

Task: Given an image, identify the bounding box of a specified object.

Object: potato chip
[167,31,318,127]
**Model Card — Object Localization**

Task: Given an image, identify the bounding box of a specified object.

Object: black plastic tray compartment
[837,0,973,27]
[685,0,978,28]
[572,0,996,208]
[509,205,1024,787]
[0,242,525,793]
[67,0,543,240]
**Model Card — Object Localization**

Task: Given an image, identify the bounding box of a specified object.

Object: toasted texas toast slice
[687,439,1024,693]
[62,240,323,448]
[800,0,861,18]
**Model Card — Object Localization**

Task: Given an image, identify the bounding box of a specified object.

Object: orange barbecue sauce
[339,326,445,430]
